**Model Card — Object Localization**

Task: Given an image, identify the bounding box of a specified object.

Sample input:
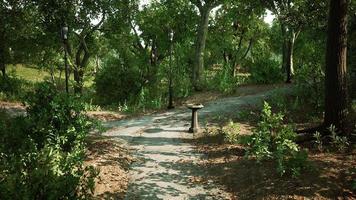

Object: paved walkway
[102,86,290,200]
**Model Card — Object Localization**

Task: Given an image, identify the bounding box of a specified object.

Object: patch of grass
[8,65,93,87]
[8,65,50,82]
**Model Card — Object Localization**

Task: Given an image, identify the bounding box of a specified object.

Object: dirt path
[102,85,291,199]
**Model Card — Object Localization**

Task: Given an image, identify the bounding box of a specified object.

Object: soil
[191,95,356,200]
[85,136,135,199]
[196,142,355,199]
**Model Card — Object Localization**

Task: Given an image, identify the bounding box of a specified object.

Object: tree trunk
[0,21,6,77]
[0,44,5,77]
[281,23,296,83]
[193,7,211,91]
[285,32,295,83]
[281,24,288,75]
[324,0,349,132]
[74,43,90,94]
[73,69,83,94]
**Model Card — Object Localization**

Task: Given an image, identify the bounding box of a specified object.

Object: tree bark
[285,32,295,83]
[324,0,349,132]
[0,19,6,77]
[0,43,5,77]
[74,41,90,94]
[193,6,211,91]
[281,23,288,76]
[281,23,296,83]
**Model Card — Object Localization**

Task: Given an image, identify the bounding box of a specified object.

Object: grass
[8,64,94,87]
[8,65,50,82]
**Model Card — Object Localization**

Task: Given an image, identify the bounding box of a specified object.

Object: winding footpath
[102,86,290,200]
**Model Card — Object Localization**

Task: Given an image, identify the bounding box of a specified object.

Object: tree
[208,1,266,78]
[36,0,110,93]
[0,0,36,76]
[324,0,350,131]
[261,0,325,83]
[190,0,224,90]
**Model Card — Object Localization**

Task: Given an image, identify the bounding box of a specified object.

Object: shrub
[328,125,350,152]
[221,120,240,144]
[294,64,325,111]
[0,75,27,100]
[245,102,308,177]
[0,82,98,199]
[94,55,143,105]
[207,64,247,94]
[248,56,283,84]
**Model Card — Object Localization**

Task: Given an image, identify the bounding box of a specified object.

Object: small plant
[221,120,240,144]
[328,125,349,152]
[245,102,308,177]
[313,131,323,151]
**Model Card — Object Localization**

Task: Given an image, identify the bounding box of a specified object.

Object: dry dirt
[193,140,356,200]
[85,136,135,199]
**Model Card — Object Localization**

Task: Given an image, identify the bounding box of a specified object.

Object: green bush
[221,120,240,144]
[0,82,98,199]
[94,55,143,105]
[248,56,283,84]
[207,64,247,94]
[245,102,308,177]
[0,75,27,100]
[294,64,325,111]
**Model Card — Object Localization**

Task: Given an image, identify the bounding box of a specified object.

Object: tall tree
[262,0,325,83]
[209,1,265,78]
[0,0,35,76]
[324,0,349,131]
[262,0,303,83]
[36,0,110,93]
[190,0,223,90]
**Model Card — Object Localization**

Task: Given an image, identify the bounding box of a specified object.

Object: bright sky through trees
[139,0,275,24]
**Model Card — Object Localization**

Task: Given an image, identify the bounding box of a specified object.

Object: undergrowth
[0,82,99,199]
[244,102,309,177]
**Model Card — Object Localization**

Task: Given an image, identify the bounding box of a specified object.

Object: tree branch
[129,20,145,51]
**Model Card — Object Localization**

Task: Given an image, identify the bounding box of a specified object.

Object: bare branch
[129,20,145,50]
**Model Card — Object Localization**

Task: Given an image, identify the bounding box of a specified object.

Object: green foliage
[294,63,325,111]
[206,64,247,93]
[94,53,143,105]
[313,131,323,151]
[247,56,283,84]
[328,125,350,152]
[0,75,28,100]
[221,120,240,144]
[0,82,98,199]
[245,102,308,177]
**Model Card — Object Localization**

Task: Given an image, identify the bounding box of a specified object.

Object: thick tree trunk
[324,0,349,131]
[193,7,211,91]
[285,33,295,83]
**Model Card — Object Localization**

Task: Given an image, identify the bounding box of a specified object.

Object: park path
[102,85,290,200]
